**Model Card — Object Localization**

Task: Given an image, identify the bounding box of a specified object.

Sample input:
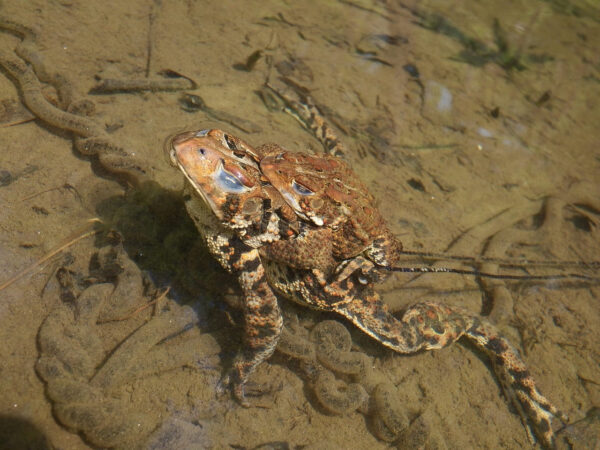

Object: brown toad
[167,128,565,448]
[260,150,401,279]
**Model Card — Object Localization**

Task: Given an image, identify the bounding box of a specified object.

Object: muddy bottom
[1,1,599,449]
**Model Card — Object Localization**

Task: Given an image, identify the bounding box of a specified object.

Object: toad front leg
[206,233,283,405]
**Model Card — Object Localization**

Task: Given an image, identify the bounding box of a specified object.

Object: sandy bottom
[0,1,599,449]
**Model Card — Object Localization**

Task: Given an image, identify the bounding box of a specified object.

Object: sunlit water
[0,1,598,448]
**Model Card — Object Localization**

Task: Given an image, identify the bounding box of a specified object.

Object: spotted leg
[467,318,568,447]
[217,248,283,405]
[265,78,347,158]
[201,228,283,405]
[182,191,284,405]
[302,269,565,448]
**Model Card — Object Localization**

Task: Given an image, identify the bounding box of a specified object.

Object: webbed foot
[217,368,251,407]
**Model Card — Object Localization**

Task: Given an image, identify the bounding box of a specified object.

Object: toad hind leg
[318,278,564,447]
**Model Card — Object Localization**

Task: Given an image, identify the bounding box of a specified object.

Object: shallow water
[1,1,599,448]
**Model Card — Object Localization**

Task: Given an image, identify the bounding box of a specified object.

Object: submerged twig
[89,76,195,94]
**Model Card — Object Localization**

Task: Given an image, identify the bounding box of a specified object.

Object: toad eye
[292,179,314,196]
[215,161,249,193]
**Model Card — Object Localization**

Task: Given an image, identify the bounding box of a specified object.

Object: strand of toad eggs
[277,318,411,442]
[0,17,148,186]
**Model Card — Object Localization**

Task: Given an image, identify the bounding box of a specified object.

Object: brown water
[1,1,599,448]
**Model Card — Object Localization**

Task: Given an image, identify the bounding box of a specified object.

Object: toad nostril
[198,148,207,156]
